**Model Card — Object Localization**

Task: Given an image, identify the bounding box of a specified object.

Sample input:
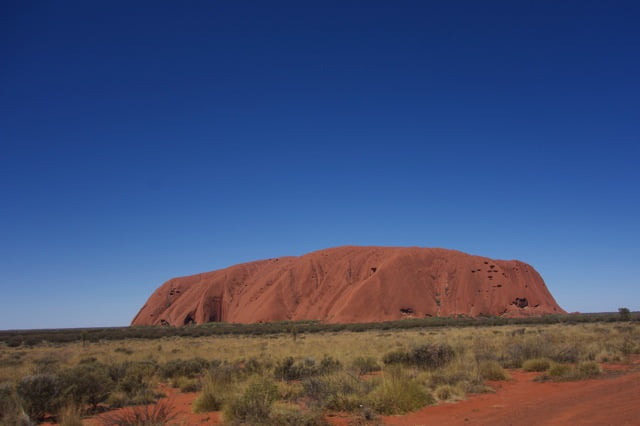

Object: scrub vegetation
[0,319,638,424]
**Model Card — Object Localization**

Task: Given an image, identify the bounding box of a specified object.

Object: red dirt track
[132,246,564,326]
[382,368,640,425]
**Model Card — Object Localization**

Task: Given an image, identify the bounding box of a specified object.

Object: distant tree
[618,307,631,320]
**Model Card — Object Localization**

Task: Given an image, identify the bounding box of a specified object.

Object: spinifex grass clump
[477,360,508,381]
[350,356,381,375]
[100,399,177,426]
[367,366,434,414]
[158,357,209,379]
[192,362,243,413]
[106,360,160,407]
[522,358,552,372]
[540,361,602,381]
[383,343,454,369]
[223,377,280,425]
[274,355,342,381]
[302,371,376,412]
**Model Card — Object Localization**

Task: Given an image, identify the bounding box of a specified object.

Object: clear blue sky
[1,1,638,330]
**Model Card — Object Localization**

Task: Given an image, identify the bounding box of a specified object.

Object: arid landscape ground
[2,319,638,425]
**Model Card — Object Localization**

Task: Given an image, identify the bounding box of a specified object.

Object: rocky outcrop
[132,246,564,326]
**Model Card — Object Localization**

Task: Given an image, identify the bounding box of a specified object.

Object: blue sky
[1,1,638,329]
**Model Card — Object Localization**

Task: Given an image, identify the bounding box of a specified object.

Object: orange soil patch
[87,385,221,426]
[381,361,640,426]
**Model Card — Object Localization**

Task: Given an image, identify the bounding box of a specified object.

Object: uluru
[132,246,565,326]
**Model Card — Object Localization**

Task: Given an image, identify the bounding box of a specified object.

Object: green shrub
[503,336,549,368]
[302,372,374,411]
[32,355,61,375]
[478,360,508,381]
[192,379,229,413]
[381,350,410,365]
[367,368,434,414]
[16,374,63,421]
[546,363,572,380]
[58,403,83,426]
[243,357,265,375]
[275,356,341,381]
[351,357,381,375]
[543,361,601,381]
[620,339,640,355]
[425,369,474,388]
[1,382,32,425]
[59,363,114,409]
[459,377,493,394]
[158,358,209,379]
[522,358,552,372]
[383,343,454,370]
[434,384,460,401]
[412,344,455,369]
[170,376,200,392]
[319,355,342,374]
[550,345,580,363]
[575,361,601,378]
[223,377,279,424]
[269,402,328,426]
[209,361,244,384]
[107,361,159,407]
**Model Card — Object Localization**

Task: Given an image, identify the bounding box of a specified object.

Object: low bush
[433,384,461,401]
[478,360,508,381]
[192,378,230,413]
[100,399,177,426]
[502,336,550,368]
[223,377,279,424]
[367,367,434,414]
[158,358,209,379]
[383,343,454,370]
[170,376,200,392]
[16,374,64,421]
[275,356,342,381]
[58,403,83,426]
[542,361,601,381]
[522,358,552,372]
[209,361,244,384]
[59,363,114,409]
[109,360,159,406]
[575,361,601,378]
[550,345,580,363]
[269,402,328,426]
[1,382,32,425]
[31,355,61,375]
[350,357,381,375]
[546,363,572,380]
[302,371,374,412]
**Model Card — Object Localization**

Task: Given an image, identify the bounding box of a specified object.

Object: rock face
[132,246,565,326]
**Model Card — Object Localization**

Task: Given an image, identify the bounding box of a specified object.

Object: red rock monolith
[131,246,564,326]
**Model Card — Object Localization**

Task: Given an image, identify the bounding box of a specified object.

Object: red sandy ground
[84,358,639,426]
